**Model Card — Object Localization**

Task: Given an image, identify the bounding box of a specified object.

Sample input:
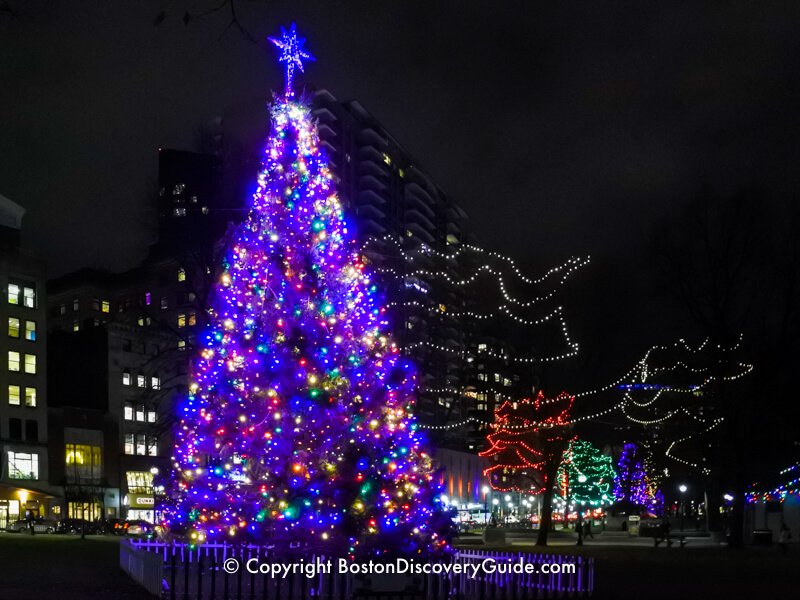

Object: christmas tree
[613,442,649,508]
[162,24,449,558]
[480,390,573,545]
[557,439,616,508]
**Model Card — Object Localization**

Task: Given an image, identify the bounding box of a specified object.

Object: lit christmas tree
[162,23,449,558]
[480,391,574,494]
[557,439,616,508]
[613,442,649,508]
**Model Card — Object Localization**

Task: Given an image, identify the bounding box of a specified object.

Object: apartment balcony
[405,221,435,244]
[357,189,386,207]
[406,208,436,232]
[356,127,386,149]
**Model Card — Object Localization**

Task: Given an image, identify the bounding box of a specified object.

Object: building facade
[0,194,59,528]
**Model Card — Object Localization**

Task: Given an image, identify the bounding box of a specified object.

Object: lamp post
[482,486,490,526]
[679,484,688,531]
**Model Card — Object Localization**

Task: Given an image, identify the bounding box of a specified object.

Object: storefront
[125,492,155,522]
[0,484,58,528]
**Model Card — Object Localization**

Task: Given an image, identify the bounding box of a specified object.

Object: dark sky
[3,0,800,372]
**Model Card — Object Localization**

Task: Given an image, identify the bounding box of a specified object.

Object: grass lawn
[0,533,149,599]
[464,540,796,599]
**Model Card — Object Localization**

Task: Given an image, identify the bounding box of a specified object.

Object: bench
[654,534,687,548]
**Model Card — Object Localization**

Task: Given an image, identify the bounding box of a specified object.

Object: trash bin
[752,529,773,545]
[627,515,641,536]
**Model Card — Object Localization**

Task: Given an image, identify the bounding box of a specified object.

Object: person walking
[778,523,791,554]
[584,520,594,540]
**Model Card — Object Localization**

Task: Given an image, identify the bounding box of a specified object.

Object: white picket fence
[121,539,594,599]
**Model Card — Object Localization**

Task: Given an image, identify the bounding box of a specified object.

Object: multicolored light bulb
[161,25,449,558]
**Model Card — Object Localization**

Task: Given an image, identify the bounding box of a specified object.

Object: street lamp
[482,486,491,526]
[679,484,688,531]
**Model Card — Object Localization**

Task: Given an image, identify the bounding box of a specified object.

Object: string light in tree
[162,24,450,559]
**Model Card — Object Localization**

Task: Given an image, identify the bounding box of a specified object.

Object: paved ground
[0,533,148,599]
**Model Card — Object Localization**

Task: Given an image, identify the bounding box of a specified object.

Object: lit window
[135,405,145,422]
[8,452,39,480]
[65,445,101,483]
[147,437,158,457]
[151,376,161,390]
[8,351,20,372]
[8,317,20,338]
[177,314,186,328]
[122,370,131,386]
[160,297,168,310]
[124,433,134,455]
[136,434,146,456]
[8,385,21,405]
[59,304,66,315]
[72,320,80,332]
[24,354,36,374]
[23,287,36,308]
[137,374,146,388]
[177,267,186,282]
[25,387,36,407]
[137,316,151,327]
[504,378,512,387]
[126,471,154,494]
[7,283,20,305]
[25,321,36,341]
[478,343,487,351]
[188,312,197,327]
[91,299,100,311]
[494,373,501,382]
[144,292,151,306]
[73,298,79,311]
[101,300,110,313]
[123,403,133,421]
[177,340,186,351]
[147,409,156,423]
[173,207,186,217]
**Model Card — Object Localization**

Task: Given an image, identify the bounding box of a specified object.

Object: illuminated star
[268,23,315,97]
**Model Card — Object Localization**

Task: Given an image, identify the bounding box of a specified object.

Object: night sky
[3,0,800,380]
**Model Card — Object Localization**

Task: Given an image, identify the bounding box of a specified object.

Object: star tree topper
[269,22,315,97]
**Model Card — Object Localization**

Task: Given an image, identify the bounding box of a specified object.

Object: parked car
[99,518,124,535]
[123,519,155,538]
[58,518,101,535]
[5,518,60,533]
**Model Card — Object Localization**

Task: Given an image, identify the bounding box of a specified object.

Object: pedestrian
[778,523,791,554]
[584,520,594,539]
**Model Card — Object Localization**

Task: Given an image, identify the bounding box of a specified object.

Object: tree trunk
[536,483,555,546]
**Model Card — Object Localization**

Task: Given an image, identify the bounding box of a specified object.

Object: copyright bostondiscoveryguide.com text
[221,557,577,578]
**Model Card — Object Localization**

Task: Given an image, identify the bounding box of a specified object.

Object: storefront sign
[128,494,155,508]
